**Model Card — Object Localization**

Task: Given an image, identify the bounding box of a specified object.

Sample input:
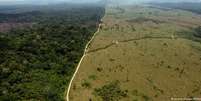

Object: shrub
[194,26,201,38]
[93,81,127,101]
[81,80,91,88]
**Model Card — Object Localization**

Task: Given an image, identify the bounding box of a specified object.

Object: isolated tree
[194,26,201,37]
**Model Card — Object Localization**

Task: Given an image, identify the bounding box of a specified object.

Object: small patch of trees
[194,26,201,38]
[81,80,91,88]
[93,81,127,101]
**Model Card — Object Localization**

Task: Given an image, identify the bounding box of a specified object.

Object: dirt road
[66,23,101,101]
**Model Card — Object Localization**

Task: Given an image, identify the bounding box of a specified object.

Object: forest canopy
[0,3,105,101]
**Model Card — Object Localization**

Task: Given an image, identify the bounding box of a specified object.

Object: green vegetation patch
[194,26,201,38]
[0,3,105,101]
[93,81,127,101]
[81,80,91,88]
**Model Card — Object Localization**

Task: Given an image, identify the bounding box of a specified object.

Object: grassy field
[69,4,201,101]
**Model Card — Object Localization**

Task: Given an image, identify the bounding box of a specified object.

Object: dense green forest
[0,3,105,101]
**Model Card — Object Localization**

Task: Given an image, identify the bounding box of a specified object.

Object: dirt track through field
[87,36,178,54]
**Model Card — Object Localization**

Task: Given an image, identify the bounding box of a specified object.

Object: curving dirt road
[66,23,102,101]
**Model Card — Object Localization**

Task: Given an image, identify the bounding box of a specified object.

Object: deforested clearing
[69,3,201,101]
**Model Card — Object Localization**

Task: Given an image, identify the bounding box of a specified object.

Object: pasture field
[69,4,201,101]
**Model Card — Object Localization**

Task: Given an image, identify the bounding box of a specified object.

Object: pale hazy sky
[0,0,201,5]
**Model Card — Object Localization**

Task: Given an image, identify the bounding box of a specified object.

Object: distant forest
[0,3,105,101]
[152,2,201,14]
